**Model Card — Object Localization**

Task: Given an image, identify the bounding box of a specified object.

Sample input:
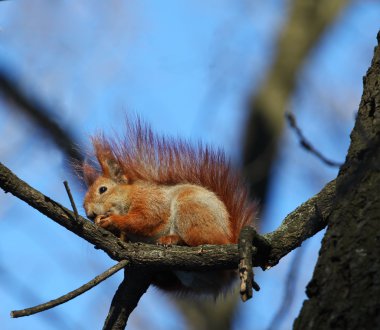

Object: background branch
[243,0,348,207]
[0,69,82,165]
[267,247,305,330]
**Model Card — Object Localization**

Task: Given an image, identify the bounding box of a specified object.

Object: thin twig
[63,180,79,220]
[286,112,342,167]
[11,260,129,318]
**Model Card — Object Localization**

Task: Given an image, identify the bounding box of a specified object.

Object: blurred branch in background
[266,246,306,330]
[243,0,349,209]
[0,69,83,167]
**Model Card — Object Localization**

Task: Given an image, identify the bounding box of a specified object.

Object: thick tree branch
[103,269,152,330]
[0,161,335,271]
[264,179,335,266]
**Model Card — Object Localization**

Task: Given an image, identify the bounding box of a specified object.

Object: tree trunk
[294,31,380,329]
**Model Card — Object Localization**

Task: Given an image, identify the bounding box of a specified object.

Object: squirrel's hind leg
[157,234,184,246]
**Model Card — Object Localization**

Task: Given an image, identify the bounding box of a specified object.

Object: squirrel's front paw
[95,214,114,230]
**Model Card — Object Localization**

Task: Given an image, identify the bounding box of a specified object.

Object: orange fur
[82,118,257,295]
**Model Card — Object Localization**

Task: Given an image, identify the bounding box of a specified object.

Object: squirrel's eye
[99,186,107,194]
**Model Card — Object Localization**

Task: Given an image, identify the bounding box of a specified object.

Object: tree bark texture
[294,32,380,330]
[103,269,151,330]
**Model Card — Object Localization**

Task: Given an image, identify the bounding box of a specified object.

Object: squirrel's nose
[87,212,97,221]
[85,208,97,221]
[84,204,96,221]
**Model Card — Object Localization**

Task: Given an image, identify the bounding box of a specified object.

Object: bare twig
[103,269,152,330]
[11,260,129,318]
[286,112,342,167]
[63,180,79,220]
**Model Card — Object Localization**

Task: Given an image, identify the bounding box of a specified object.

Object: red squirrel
[82,119,256,295]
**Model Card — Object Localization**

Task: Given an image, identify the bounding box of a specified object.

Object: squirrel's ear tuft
[83,163,99,186]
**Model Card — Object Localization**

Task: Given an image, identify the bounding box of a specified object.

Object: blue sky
[0,1,379,329]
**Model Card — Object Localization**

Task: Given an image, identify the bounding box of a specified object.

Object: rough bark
[294,31,380,330]
[103,269,151,330]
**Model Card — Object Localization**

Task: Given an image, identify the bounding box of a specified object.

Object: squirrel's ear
[104,158,127,182]
[94,138,129,183]
[83,163,99,186]
[98,155,128,183]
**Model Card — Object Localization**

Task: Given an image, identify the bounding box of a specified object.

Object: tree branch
[103,269,152,330]
[11,260,129,318]
[286,112,342,167]
[0,161,335,271]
